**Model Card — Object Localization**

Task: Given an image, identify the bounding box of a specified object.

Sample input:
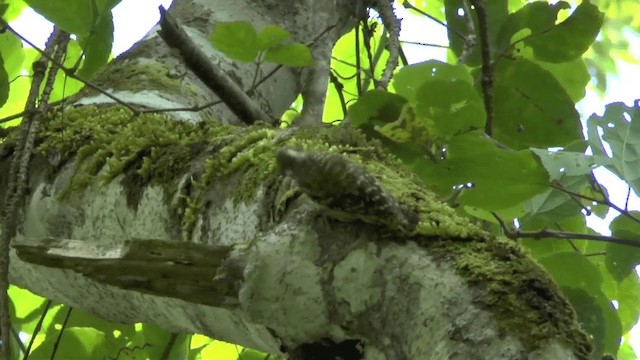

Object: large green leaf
[77,5,114,79]
[537,251,622,357]
[348,89,407,128]
[497,1,602,63]
[525,148,603,220]
[264,43,313,67]
[492,58,581,149]
[412,131,549,210]
[561,287,621,358]
[209,21,260,62]
[605,212,640,281]
[525,1,603,63]
[496,1,570,54]
[0,52,9,108]
[537,58,590,103]
[391,61,485,139]
[393,60,473,101]
[587,102,640,194]
[615,273,640,336]
[25,0,94,34]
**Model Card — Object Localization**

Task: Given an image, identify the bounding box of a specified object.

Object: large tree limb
[0,104,591,359]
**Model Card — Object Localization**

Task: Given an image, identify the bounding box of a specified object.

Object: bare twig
[402,0,465,40]
[551,183,640,224]
[2,23,140,115]
[50,307,73,359]
[329,71,348,118]
[491,213,640,249]
[23,300,52,360]
[457,0,476,63]
[0,26,69,359]
[160,333,178,360]
[400,40,449,48]
[468,0,495,136]
[373,0,401,90]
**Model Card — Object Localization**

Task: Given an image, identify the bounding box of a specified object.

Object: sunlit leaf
[264,43,313,66]
[209,21,259,62]
[25,0,94,34]
[257,24,291,50]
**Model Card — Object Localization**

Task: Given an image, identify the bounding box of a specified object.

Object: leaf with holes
[586,102,640,195]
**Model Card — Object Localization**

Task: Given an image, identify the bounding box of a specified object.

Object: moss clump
[426,237,592,359]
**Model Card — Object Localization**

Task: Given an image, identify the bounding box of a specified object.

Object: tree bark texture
[0,0,593,359]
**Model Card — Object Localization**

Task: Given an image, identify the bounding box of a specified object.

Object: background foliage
[1,0,640,359]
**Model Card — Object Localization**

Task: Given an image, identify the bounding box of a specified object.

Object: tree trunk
[0,0,593,359]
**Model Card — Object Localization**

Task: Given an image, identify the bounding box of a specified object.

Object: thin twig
[2,22,140,115]
[0,25,69,359]
[402,0,465,40]
[329,71,348,118]
[160,333,178,360]
[373,0,401,90]
[457,0,476,63]
[469,0,495,136]
[551,183,640,224]
[400,40,449,48]
[491,212,640,248]
[50,307,73,359]
[23,300,52,360]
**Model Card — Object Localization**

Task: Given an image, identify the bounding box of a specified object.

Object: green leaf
[209,21,259,62]
[496,1,571,55]
[492,58,581,149]
[25,0,94,34]
[392,60,473,102]
[560,287,621,358]
[531,148,594,181]
[538,251,603,290]
[615,273,640,335]
[520,216,587,258]
[257,24,291,50]
[0,52,9,107]
[605,212,640,281]
[0,31,25,79]
[264,43,313,66]
[526,1,604,63]
[413,131,549,210]
[77,6,114,79]
[0,0,26,21]
[413,79,485,138]
[348,89,407,128]
[587,102,640,194]
[537,58,590,103]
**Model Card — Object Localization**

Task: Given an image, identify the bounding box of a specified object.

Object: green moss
[82,59,199,99]
[426,238,592,359]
